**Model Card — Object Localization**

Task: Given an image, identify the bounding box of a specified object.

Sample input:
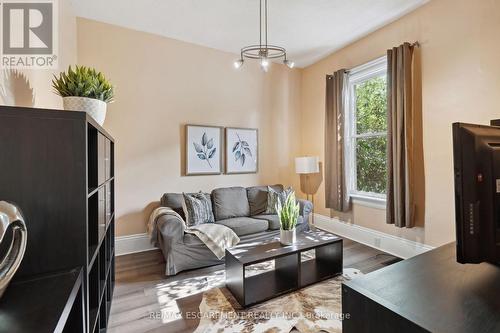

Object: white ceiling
[70,0,429,68]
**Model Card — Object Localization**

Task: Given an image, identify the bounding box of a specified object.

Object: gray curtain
[386,42,422,228]
[325,69,350,212]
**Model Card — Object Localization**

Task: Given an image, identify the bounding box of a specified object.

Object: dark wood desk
[342,242,500,333]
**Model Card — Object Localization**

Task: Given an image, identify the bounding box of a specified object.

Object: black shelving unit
[0,106,115,332]
[87,122,115,333]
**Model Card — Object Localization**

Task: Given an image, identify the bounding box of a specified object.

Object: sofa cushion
[216,217,268,236]
[247,184,284,216]
[160,192,211,220]
[182,192,215,226]
[253,214,304,230]
[212,187,250,220]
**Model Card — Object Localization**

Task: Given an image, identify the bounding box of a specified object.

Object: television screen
[452,122,500,264]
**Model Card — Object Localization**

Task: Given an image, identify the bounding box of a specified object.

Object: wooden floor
[109,238,401,333]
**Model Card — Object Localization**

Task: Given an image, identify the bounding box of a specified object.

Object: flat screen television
[452,122,500,264]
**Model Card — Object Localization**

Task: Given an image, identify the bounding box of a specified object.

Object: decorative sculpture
[0,201,27,298]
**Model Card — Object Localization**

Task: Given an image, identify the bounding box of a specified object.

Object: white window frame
[345,56,388,206]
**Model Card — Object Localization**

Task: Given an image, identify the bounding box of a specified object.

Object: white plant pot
[280,228,296,246]
[63,96,107,126]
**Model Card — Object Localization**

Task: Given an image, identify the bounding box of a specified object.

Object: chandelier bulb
[284,59,295,69]
[260,57,269,71]
[233,59,244,69]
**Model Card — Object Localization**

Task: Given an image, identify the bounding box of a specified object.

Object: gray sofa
[153,184,313,275]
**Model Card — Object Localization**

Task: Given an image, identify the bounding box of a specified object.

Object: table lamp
[295,156,322,224]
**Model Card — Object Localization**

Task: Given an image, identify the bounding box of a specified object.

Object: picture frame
[185,124,223,175]
[225,127,258,174]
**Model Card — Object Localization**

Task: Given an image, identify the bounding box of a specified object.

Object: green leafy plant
[276,191,300,231]
[52,65,114,103]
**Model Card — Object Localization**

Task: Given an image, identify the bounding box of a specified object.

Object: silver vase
[0,201,28,298]
[280,228,296,246]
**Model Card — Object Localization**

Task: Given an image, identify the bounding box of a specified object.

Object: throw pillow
[265,186,292,214]
[182,192,215,227]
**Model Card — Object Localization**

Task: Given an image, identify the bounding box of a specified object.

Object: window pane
[356,136,387,194]
[355,75,387,134]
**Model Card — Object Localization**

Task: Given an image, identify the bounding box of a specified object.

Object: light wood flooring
[109,237,401,333]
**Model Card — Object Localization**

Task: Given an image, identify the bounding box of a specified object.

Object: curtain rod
[341,41,419,74]
[327,41,420,76]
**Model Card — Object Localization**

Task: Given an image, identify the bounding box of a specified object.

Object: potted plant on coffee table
[52,65,114,126]
[276,190,300,245]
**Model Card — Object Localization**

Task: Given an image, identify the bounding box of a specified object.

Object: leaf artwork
[232,133,252,167]
[193,132,217,168]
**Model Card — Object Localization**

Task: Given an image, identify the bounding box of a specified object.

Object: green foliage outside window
[354,76,387,194]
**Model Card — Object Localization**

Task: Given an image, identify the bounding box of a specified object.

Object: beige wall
[77,19,302,236]
[0,0,77,109]
[76,0,500,244]
[300,0,500,247]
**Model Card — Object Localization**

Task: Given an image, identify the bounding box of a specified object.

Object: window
[345,57,387,203]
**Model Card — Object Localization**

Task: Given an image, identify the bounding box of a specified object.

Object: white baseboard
[313,213,434,259]
[115,233,158,256]
[116,216,435,259]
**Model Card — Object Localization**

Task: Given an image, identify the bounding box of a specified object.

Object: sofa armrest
[154,211,186,247]
[297,199,313,223]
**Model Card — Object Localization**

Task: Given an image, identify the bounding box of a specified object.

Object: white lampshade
[295,156,319,174]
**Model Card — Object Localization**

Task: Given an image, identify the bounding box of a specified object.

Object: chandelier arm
[241,45,286,59]
[241,45,285,51]
[243,54,285,60]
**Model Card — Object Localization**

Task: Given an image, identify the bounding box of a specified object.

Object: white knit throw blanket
[148,207,240,259]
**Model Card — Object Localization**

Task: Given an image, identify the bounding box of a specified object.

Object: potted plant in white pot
[276,190,300,245]
[52,66,114,126]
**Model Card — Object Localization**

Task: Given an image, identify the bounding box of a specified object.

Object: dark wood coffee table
[225,229,343,307]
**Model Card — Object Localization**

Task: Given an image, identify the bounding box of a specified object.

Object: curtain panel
[386,42,424,228]
[325,69,350,212]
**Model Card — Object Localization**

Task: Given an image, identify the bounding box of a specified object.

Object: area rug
[193,268,362,333]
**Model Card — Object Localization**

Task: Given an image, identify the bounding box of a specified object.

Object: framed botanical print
[185,125,223,175]
[225,127,258,174]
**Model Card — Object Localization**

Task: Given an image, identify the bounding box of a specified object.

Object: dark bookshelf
[0,106,115,332]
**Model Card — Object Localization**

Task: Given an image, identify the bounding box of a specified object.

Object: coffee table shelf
[245,270,298,305]
[301,259,329,286]
[226,229,343,307]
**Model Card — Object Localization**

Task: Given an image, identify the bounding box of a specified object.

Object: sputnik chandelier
[234,0,294,72]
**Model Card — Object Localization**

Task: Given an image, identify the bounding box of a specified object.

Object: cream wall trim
[314,213,434,259]
[116,216,434,258]
[115,233,158,256]
[352,197,386,210]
